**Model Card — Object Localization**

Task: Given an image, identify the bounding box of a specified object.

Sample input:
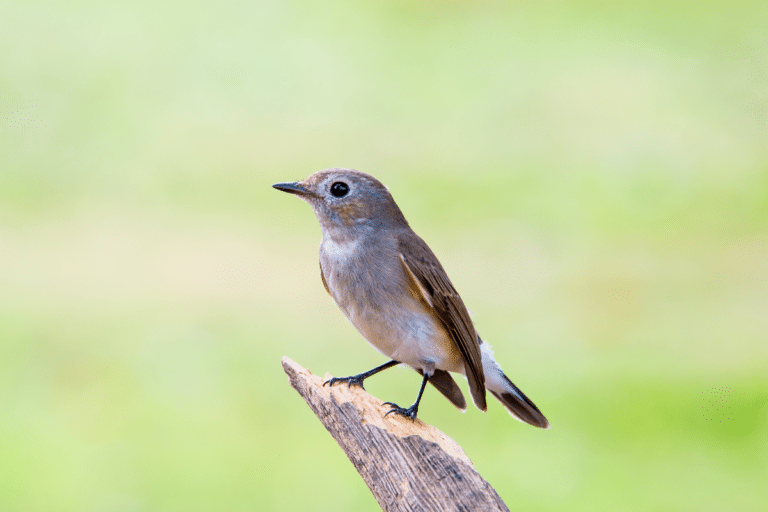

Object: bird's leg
[383,372,430,420]
[323,360,399,391]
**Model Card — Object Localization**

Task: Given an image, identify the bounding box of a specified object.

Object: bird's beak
[272,181,312,197]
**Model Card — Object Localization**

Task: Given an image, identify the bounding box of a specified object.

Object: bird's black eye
[330,181,349,197]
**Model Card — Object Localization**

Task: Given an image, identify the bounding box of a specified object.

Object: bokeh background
[2,1,767,510]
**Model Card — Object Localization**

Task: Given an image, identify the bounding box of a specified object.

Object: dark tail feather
[419,369,467,411]
[491,374,550,429]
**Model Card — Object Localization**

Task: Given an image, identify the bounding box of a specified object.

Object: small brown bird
[273,169,549,428]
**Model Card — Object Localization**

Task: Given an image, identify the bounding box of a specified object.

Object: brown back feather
[398,232,487,411]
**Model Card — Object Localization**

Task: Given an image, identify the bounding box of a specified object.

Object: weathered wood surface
[281,356,510,512]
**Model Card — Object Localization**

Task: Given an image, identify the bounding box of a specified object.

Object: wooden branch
[281,356,510,512]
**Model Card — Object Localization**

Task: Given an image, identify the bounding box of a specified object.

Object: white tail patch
[480,341,524,401]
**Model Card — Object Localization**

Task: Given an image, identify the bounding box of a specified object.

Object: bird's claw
[382,401,419,420]
[323,375,366,390]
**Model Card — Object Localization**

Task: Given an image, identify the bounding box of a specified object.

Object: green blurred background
[2,1,767,510]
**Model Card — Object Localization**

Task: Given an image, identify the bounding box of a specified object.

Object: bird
[273,169,549,428]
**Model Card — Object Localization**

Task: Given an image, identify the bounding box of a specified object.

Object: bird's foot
[323,374,367,390]
[383,401,419,420]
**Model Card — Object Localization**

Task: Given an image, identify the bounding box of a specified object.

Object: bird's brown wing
[398,233,487,411]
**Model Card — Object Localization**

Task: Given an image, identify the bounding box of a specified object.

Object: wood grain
[281,356,510,512]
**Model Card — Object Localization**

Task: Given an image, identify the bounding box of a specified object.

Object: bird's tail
[480,341,550,429]
[488,375,549,429]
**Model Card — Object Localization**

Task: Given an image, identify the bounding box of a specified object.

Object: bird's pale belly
[320,237,464,375]
[341,293,464,374]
